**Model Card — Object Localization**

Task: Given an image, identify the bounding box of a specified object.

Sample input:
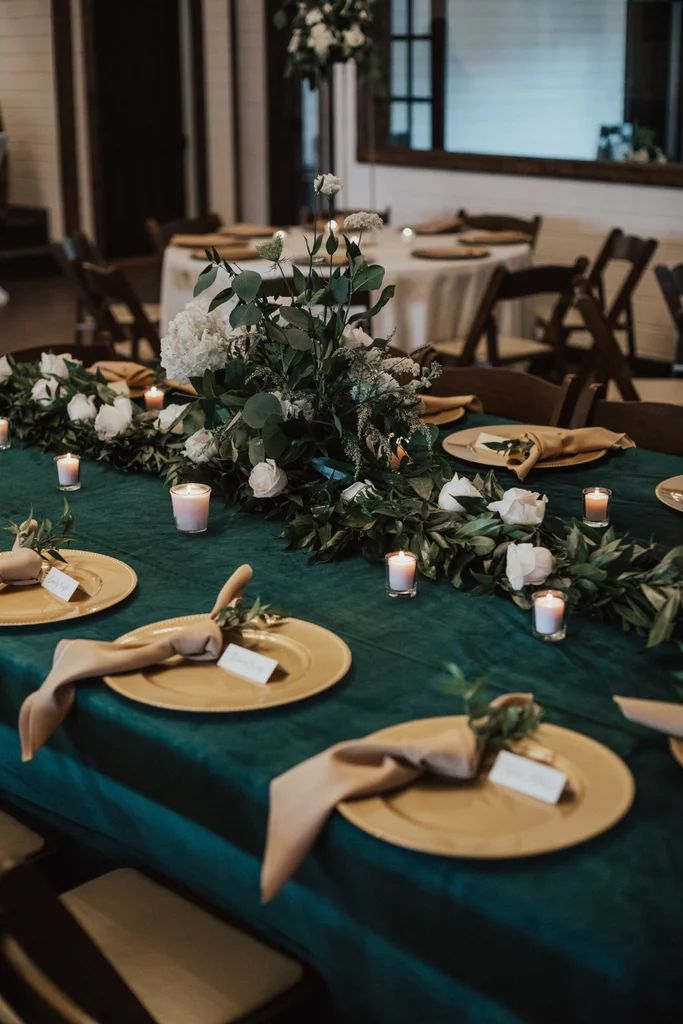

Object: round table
[159,227,533,353]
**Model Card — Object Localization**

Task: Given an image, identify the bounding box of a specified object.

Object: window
[385,0,437,151]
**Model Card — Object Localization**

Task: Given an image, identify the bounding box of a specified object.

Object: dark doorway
[83,0,186,257]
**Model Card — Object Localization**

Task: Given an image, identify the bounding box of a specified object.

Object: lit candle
[385,550,418,598]
[55,452,81,491]
[171,483,211,534]
[532,590,567,642]
[144,385,165,412]
[583,487,611,527]
[401,227,415,244]
[327,219,338,234]
[0,417,9,450]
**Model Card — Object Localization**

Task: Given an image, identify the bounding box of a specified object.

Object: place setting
[655,474,683,513]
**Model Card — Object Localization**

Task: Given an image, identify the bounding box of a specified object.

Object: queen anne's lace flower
[160,298,250,383]
[255,236,284,263]
[343,211,384,231]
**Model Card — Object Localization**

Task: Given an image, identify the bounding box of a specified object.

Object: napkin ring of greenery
[215,597,286,645]
[5,501,74,563]
[443,662,543,757]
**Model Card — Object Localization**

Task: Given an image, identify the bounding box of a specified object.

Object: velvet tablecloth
[0,416,681,1023]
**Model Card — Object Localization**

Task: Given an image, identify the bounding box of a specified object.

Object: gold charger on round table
[442,423,607,470]
[655,475,683,514]
[670,737,683,768]
[104,613,351,713]
[411,245,490,261]
[338,716,634,859]
[0,550,137,627]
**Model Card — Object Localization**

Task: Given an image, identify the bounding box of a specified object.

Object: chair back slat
[457,210,542,248]
[585,227,657,339]
[82,264,160,359]
[654,264,683,371]
[145,213,222,257]
[574,383,683,455]
[432,368,581,427]
[573,285,640,401]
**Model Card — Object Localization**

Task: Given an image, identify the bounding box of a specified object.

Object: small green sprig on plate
[214,597,286,644]
[442,662,543,756]
[482,438,534,458]
[5,500,74,563]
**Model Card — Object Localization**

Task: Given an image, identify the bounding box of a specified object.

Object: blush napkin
[18,564,253,761]
[420,393,482,426]
[0,529,44,586]
[614,697,683,739]
[506,427,635,481]
[261,693,535,902]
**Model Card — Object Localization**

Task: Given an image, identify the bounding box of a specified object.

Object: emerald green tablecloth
[0,416,682,1024]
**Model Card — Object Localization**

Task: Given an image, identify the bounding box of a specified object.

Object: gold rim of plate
[421,406,466,427]
[338,717,634,859]
[0,550,137,627]
[104,613,351,713]
[442,423,607,470]
[655,475,683,514]
[670,736,683,768]
[411,246,490,261]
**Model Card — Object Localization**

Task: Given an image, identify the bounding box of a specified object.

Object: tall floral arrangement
[275,1,379,82]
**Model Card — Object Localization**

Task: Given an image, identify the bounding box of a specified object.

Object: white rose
[0,355,12,384]
[342,325,373,348]
[184,428,218,465]
[249,459,288,498]
[155,403,188,435]
[31,378,64,406]
[438,473,481,513]
[505,543,554,591]
[67,393,97,422]
[108,380,130,397]
[343,23,366,48]
[342,479,375,502]
[94,396,133,440]
[305,7,323,24]
[313,172,343,196]
[288,28,302,53]
[488,487,547,526]
[39,351,77,379]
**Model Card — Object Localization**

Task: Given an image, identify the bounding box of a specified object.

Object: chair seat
[0,809,44,863]
[61,869,304,1024]
[607,378,683,404]
[112,301,160,325]
[430,335,550,362]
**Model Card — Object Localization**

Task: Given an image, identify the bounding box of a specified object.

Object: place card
[473,432,509,454]
[218,643,278,686]
[41,566,79,603]
[488,750,567,805]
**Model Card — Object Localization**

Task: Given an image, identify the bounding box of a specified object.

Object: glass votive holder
[144,385,165,412]
[401,227,415,245]
[0,417,10,450]
[171,483,211,534]
[385,550,418,598]
[55,453,81,492]
[532,590,567,643]
[582,487,612,528]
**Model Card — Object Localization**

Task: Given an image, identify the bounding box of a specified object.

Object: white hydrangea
[343,211,384,232]
[160,298,250,384]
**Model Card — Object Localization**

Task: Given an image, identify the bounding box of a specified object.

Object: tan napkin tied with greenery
[19,564,254,761]
[420,393,482,426]
[89,360,155,392]
[614,697,683,739]
[505,427,635,481]
[0,548,43,586]
[261,691,538,902]
[413,215,463,235]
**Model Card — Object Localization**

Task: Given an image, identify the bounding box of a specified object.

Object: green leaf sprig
[442,662,543,756]
[5,500,74,563]
[214,597,286,644]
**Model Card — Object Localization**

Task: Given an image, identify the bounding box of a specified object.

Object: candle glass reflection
[144,385,165,412]
[0,417,10,450]
[55,453,81,492]
[171,483,211,534]
[582,487,611,528]
[385,550,418,598]
[532,590,567,642]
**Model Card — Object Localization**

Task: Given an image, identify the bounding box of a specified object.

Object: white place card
[473,431,509,454]
[41,565,79,603]
[488,750,567,805]
[218,643,278,686]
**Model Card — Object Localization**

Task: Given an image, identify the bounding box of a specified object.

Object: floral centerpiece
[275,1,379,82]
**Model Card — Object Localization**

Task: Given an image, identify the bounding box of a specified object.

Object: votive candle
[144,385,165,412]
[385,550,418,598]
[326,219,338,235]
[0,417,9,450]
[532,590,567,642]
[55,452,81,492]
[583,487,611,527]
[171,483,211,534]
[401,227,415,244]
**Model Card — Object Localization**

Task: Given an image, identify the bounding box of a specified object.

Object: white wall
[70,0,94,238]
[335,64,683,362]
[235,0,268,222]
[203,0,236,223]
[0,0,63,237]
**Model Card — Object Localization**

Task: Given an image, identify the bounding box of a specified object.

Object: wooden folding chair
[431,367,581,427]
[432,258,589,378]
[654,264,683,375]
[572,382,683,456]
[457,210,542,249]
[145,214,223,259]
[81,264,160,360]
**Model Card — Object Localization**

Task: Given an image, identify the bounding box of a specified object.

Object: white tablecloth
[159,228,533,353]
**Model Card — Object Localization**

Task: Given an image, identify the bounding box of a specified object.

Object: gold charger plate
[412,246,490,261]
[221,223,280,238]
[670,737,683,768]
[458,230,532,245]
[655,475,683,514]
[190,245,259,262]
[339,716,634,859]
[104,613,351,712]
[442,423,607,471]
[0,550,137,627]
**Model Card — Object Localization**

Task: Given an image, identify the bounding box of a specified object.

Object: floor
[0,258,160,356]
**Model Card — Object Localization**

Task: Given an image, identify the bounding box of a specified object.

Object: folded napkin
[614,697,683,740]
[411,246,489,261]
[190,245,259,263]
[505,427,635,481]
[261,693,534,902]
[222,223,280,238]
[420,393,482,425]
[171,233,233,248]
[413,215,463,235]
[19,564,254,761]
[89,360,155,393]
[0,547,43,586]
[458,229,531,245]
